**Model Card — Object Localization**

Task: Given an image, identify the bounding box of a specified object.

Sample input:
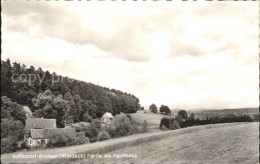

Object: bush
[160,125,168,131]
[85,119,102,139]
[159,117,170,129]
[175,115,185,128]
[47,129,77,148]
[141,120,148,133]
[1,136,19,154]
[160,117,181,130]
[108,113,138,137]
[97,131,111,141]
[149,104,158,113]
[82,113,93,123]
[75,132,90,145]
[159,105,171,115]
[170,120,181,130]
[178,110,188,119]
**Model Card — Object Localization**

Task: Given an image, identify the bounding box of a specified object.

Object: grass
[130,110,173,126]
[1,122,256,163]
[81,122,259,164]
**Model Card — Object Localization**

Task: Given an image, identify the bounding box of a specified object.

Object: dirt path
[80,122,259,164]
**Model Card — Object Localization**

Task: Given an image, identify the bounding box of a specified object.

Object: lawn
[80,122,259,164]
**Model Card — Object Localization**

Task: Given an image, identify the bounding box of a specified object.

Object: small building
[23,106,32,118]
[24,118,57,147]
[27,128,77,147]
[101,112,114,125]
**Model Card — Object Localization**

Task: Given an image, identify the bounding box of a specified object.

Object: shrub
[178,110,188,119]
[108,113,138,137]
[82,113,93,123]
[20,141,29,149]
[160,125,168,131]
[75,132,90,145]
[170,120,181,130]
[46,128,77,148]
[141,120,148,133]
[175,115,185,128]
[159,105,171,115]
[189,113,195,120]
[149,104,158,113]
[1,136,19,154]
[159,117,170,129]
[97,131,111,141]
[85,119,102,139]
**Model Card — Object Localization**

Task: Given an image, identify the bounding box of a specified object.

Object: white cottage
[101,112,114,125]
[22,106,32,118]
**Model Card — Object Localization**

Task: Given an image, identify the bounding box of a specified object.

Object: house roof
[23,106,32,115]
[30,128,77,139]
[24,118,57,134]
[102,112,114,119]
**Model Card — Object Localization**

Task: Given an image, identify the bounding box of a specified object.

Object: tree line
[1,59,141,119]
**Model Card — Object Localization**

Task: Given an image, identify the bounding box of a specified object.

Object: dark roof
[30,128,76,139]
[24,118,57,134]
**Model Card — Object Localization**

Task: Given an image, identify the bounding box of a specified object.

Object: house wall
[26,137,48,147]
[102,117,113,124]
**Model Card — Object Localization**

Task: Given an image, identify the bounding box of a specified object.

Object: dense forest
[1,59,141,126]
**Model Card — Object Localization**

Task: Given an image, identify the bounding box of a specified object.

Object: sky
[2,1,259,109]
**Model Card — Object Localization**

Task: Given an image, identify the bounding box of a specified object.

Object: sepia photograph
[1,1,259,163]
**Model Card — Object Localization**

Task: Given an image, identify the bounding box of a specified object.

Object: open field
[81,122,259,164]
[130,110,174,132]
[2,122,257,163]
[130,110,173,126]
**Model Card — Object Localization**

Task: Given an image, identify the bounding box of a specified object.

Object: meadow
[2,122,256,163]
[81,122,259,164]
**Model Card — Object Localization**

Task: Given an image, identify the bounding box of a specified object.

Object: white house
[22,106,32,118]
[101,112,114,125]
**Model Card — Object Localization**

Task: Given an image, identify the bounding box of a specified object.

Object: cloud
[2,1,259,109]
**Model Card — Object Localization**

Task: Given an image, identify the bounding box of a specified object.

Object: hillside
[199,108,259,114]
[81,122,259,164]
[1,59,140,119]
[2,123,257,163]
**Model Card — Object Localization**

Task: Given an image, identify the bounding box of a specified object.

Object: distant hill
[200,108,259,114]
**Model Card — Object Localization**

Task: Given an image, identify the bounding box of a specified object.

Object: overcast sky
[2,1,259,109]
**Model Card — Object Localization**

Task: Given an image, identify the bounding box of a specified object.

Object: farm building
[22,106,32,118]
[26,128,77,147]
[24,118,57,147]
[101,112,114,124]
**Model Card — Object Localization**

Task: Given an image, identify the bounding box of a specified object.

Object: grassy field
[2,122,257,163]
[130,110,167,126]
[81,122,259,164]
[130,110,173,132]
